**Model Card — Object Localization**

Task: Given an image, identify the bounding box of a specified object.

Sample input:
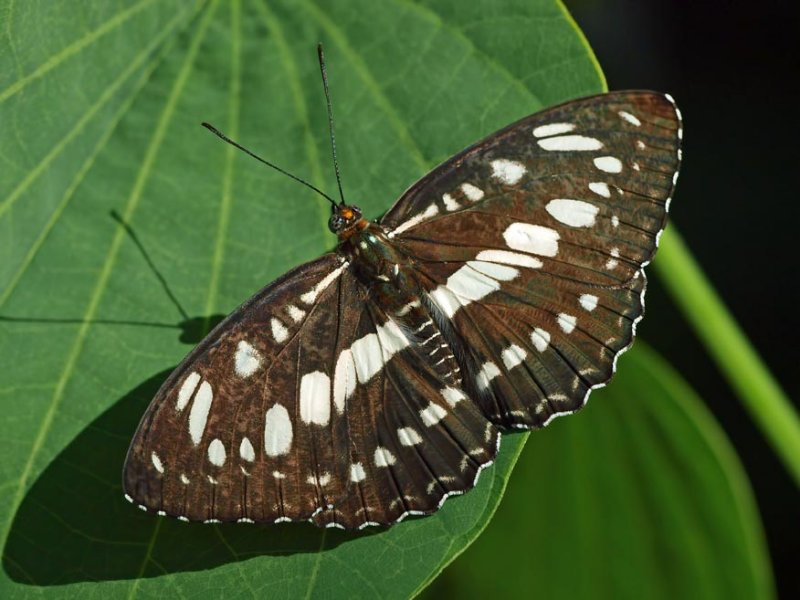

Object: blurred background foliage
[0,0,796,598]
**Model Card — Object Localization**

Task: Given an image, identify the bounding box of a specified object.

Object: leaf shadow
[2,327,376,585]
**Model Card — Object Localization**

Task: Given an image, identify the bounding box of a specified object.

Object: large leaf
[425,343,774,600]
[0,0,604,596]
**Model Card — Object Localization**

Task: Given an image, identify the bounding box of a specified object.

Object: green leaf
[0,0,604,596]
[425,343,775,600]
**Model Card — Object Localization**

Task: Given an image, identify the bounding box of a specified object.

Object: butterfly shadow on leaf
[3,350,377,587]
[2,213,376,585]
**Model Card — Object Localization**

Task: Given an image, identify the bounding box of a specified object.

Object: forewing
[383,91,681,286]
[123,253,360,524]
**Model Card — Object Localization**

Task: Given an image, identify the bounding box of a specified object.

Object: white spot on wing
[398,427,423,446]
[151,452,164,473]
[441,386,466,407]
[476,361,501,390]
[466,260,519,282]
[240,437,255,462]
[350,320,410,383]
[594,156,623,173]
[264,403,293,457]
[286,304,306,322]
[208,438,226,467]
[234,340,262,378]
[611,215,620,228]
[558,313,577,334]
[503,223,560,257]
[460,183,484,201]
[429,255,523,319]
[618,110,642,126]
[188,381,213,445]
[299,371,331,426]
[475,249,542,269]
[333,349,356,413]
[442,193,460,211]
[531,328,550,352]
[446,265,499,301]
[180,474,190,485]
[580,294,599,312]
[532,122,576,138]
[374,447,396,467]
[300,262,347,304]
[377,319,412,358]
[491,159,526,185]
[545,199,599,228]
[429,285,464,319]
[350,332,384,383]
[176,372,200,411]
[270,318,289,343]
[307,472,331,487]
[501,344,527,370]
[588,182,611,198]
[538,135,603,151]
[606,247,620,270]
[350,462,367,482]
[420,402,447,426]
[390,204,439,237]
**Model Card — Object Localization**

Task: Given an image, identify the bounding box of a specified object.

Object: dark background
[564,0,798,594]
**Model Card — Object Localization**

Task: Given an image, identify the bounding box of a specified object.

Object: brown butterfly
[124,46,681,529]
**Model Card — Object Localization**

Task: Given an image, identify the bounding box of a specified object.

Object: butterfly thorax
[340,223,402,279]
[331,205,410,289]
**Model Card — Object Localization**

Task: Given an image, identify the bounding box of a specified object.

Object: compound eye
[329,215,344,232]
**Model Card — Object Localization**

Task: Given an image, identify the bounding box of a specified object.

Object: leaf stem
[654,227,800,486]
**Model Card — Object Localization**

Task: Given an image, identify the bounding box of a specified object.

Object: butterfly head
[329,204,365,237]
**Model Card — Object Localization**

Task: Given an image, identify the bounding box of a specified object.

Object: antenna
[201,122,338,208]
[317,43,346,206]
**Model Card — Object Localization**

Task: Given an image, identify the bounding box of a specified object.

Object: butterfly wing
[123,253,360,523]
[383,91,681,428]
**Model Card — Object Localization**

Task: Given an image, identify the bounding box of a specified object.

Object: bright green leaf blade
[426,343,775,600]
[0,0,603,597]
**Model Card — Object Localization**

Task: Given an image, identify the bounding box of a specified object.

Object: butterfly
[123,49,682,530]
